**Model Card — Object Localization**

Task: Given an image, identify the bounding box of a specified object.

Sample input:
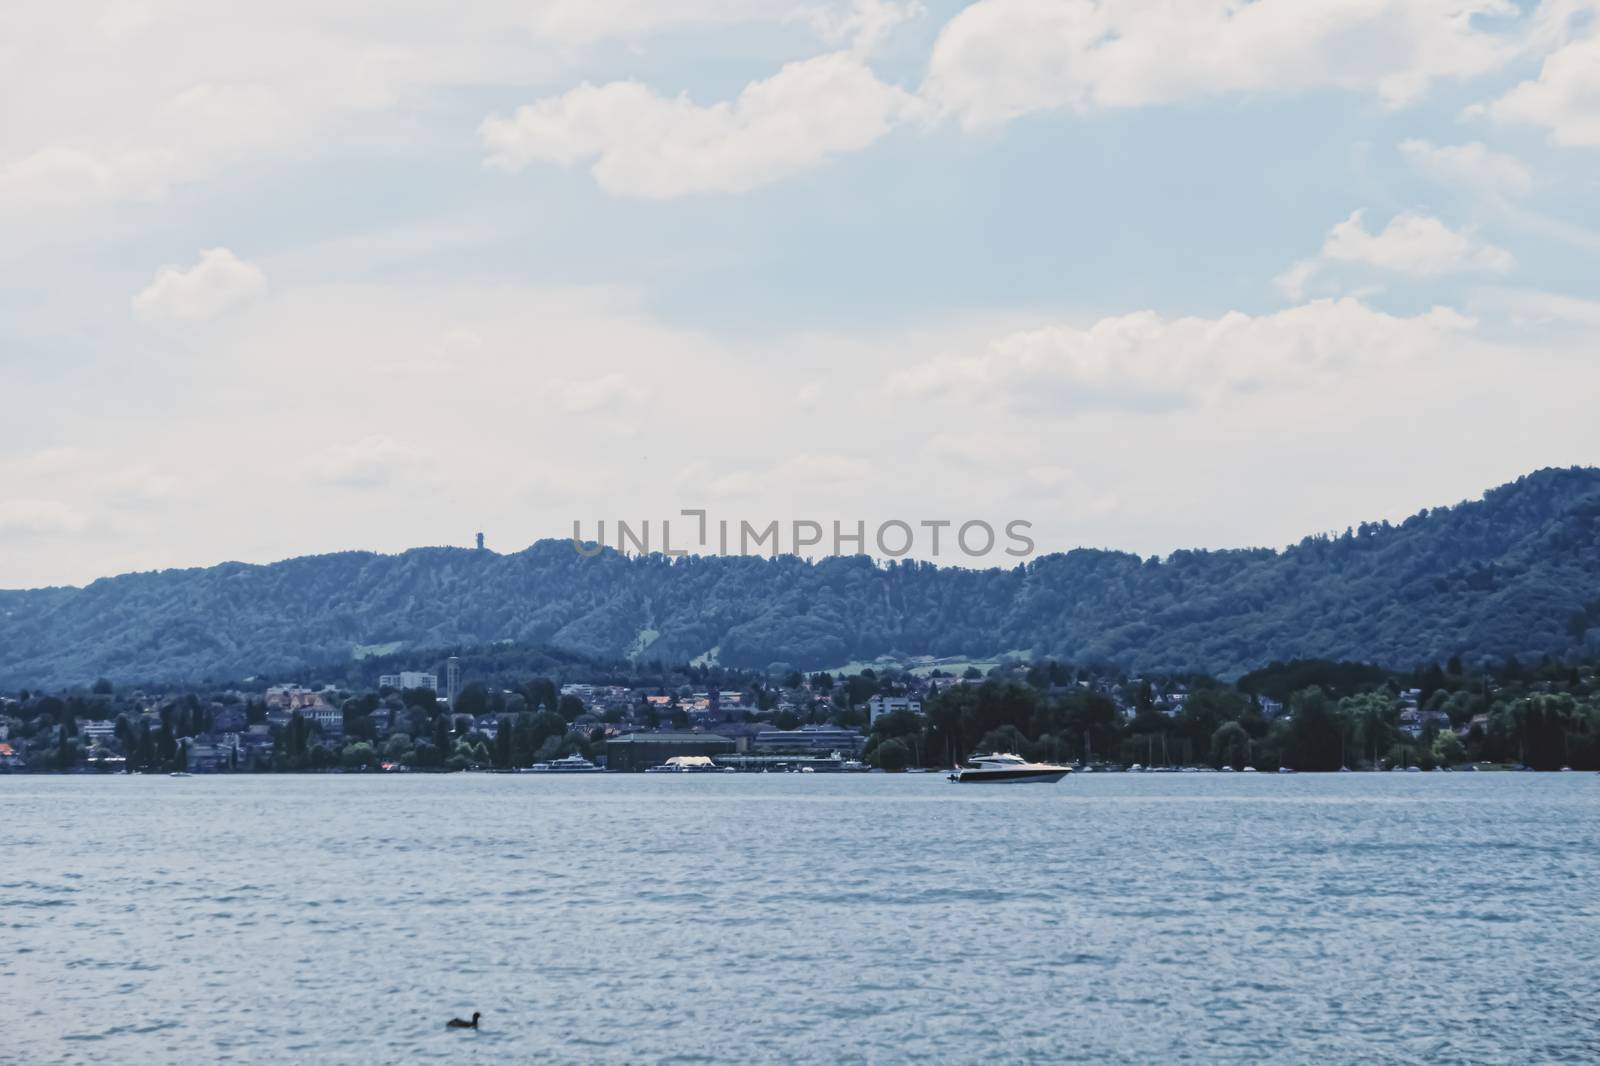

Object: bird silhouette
[446,1012,480,1029]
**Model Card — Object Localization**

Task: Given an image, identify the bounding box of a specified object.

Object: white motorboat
[527,754,602,773]
[947,752,1071,784]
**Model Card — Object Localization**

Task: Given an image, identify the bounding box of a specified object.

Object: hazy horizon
[4,464,1588,591]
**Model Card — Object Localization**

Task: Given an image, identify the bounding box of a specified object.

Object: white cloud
[527,0,793,44]
[553,373,646,412]
[1481,288,1600,328]
[0,499,91,538]
[481,51,926,197]
[313,435,420,490]
[0,1,879,245]
[1475,32,1600,146]
[923,0,1526,127]
[132,248,268,326]
[1274,209,1513,299]
[890,298,1475,412]
[105,466,183,510]
[1273,259,1323,302]
[1322,209,1515,276]
[925,430,1030,465]
[0,145,179,209]
[795,0,924,55]
[1398,139,1534,196]
[6,448,83,480]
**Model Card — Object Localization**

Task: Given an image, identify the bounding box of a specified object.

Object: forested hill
[4,467,1600,689]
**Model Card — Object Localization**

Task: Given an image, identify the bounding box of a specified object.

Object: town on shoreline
[3,649,1596,776]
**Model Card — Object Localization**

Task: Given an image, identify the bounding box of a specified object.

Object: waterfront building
[78,719,118,745]
[753,725,866,755]
[605,731,735,772]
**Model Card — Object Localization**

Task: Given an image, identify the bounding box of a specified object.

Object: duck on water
[447,1013,480,1029]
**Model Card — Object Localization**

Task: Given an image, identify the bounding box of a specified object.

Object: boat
[947,752,1071,784]
[1241,766,1258,773]
[168,771,193,778]
[645,755,725,773]
[526,754,602,773]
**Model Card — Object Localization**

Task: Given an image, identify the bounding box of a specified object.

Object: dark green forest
[3,467,1600,689]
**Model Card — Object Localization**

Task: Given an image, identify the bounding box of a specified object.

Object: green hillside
[3,467,1599,688]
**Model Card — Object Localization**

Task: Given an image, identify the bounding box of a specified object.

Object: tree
[1287,687,1343,771]
[975,724,1028,756]
[1211,721,1250,769]
[512,713,537,767]
[157,722,178,766]
[1432,729,1466,766]
[455,683,489,718]
[873,737,910,771]
[341,742,376,770]
[92,677,114,696]
[493,719,512,769]
[1342,691,1396,769]
[56,733,78,771]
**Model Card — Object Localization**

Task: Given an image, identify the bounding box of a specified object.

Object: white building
[868,695,923,725]
[379,672,438,691]
[305,707,344,735]
[78,719,118,744]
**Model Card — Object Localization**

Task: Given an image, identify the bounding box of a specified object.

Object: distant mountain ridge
[4,467,1600,688]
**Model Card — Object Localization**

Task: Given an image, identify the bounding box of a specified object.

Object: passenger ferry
[947,752,1071,784]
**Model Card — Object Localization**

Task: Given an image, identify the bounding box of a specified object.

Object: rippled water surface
[3,773,1598,1064]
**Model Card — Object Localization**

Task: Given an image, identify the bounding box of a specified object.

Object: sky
[2,0,1598,588]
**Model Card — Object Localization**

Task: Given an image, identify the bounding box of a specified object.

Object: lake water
[3,773,1597,1065]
